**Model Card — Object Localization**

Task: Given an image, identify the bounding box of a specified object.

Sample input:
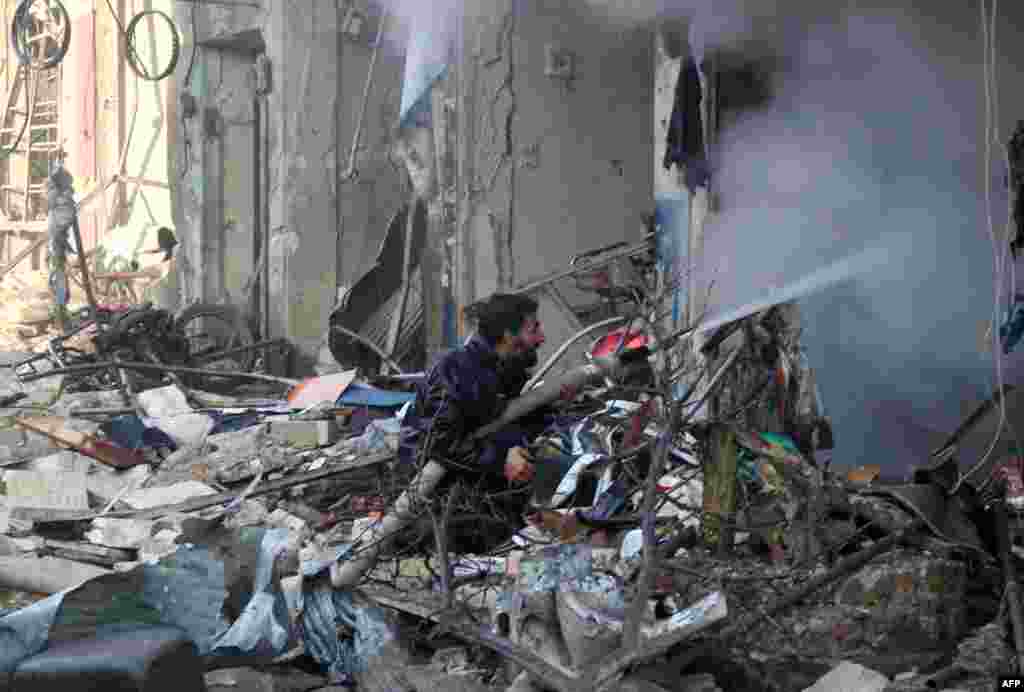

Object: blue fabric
[398,335,510,475]
[337,384,415,409]
[101,415,178,452]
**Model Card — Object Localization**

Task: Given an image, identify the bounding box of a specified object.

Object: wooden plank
[15,415,146,470]
[0,234,44,280]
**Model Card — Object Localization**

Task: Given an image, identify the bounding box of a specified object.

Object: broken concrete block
[153,413,216,448]
[124,480,217,509]
[0,555,109,593]
[85,465,151,506]
[266,417,339,448]
[801,661,888,692]
[4,469,89,511]
[85,517,156,549]
[224,499,269,529]
[832,548,969,652]
[138,385,192,417]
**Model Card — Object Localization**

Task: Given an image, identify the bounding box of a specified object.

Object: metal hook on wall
[340,7,389,183]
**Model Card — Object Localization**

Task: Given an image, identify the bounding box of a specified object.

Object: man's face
[515,314,545,353]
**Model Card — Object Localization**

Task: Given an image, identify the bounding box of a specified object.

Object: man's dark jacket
[398,335,545,476]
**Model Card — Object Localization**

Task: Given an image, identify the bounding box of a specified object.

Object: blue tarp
[398,20,448,128]
[0,529,297,673]
[291,544,401,684]
[337,384,415,409]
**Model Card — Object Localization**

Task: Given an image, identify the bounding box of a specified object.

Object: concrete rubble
[0,303,1020,692]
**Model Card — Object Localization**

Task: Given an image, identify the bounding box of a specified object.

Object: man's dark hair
[473,293,539,344]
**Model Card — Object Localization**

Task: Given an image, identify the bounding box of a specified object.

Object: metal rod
[17,359,299,387]
[524,316,626,390]
[340,8,387,181]
[70,217,98,315]
[331,459,447,589]
[189,338,288,364]
[330,323,406,375]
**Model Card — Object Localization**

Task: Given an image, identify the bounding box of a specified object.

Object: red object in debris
[654,574,675,594]
[832,623,851,641]
[768,544,785,563]
[350,496,386,514]
[993,457,1024,502]
[588,328,650,360]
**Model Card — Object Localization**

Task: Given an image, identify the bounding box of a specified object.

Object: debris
[287,370,357,409]
[801,661,889,692]
[123,480,218,510]
[266,417,339,449]
[85,517,156,549]
[0,555,109,593]
[4,469,89,513]
[15,415,146,469]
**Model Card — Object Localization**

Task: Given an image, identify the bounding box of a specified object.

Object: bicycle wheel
[10,0,70,70]
[125,10,180,82]
[175,303,256,393]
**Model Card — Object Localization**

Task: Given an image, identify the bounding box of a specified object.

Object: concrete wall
[171,0,652,368]
[171,0,406,364]
[459,0,653,371]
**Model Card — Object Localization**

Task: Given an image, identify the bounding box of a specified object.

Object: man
[398,292,558,552]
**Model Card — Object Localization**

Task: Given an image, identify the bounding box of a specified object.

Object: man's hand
[504,446,534,483]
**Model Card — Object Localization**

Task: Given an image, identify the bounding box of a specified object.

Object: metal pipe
[17,359,299,387]
[524,316,626,391]
[189,338,288,364]
[330,459,447,589]
[340,8,387,182]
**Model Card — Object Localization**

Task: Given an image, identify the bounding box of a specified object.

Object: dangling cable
[953,0,1019,493]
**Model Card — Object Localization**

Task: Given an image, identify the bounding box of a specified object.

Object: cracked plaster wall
[459,0,653,370]
[171,0,403,364]
[172,0,651,367]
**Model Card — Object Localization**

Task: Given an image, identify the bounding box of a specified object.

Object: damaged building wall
[172,0,652,369]
[171,0,405,363]
[457,0,654,370]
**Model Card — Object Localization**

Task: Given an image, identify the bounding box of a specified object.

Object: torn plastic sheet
[551,453,603,506]
[295,544,403,684]
[0,528,298,674]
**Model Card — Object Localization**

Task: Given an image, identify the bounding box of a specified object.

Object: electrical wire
[179,0,198,180]
[953,0,1021,494]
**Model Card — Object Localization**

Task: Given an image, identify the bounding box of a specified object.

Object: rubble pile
[0,307,1019,692]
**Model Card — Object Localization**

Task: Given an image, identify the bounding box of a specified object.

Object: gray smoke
[679,0,1022,472]
[375,0,1022,473]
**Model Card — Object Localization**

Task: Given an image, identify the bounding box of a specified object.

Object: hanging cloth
[663,56,710,193]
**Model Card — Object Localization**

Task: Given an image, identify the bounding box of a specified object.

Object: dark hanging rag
[663,57,710,192]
